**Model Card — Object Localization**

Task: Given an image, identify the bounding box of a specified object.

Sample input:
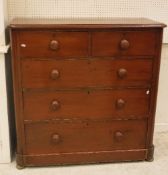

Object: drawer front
[18,31,89,58]
[25,120,147,154]
[23,89,150,120]
[92,31,156,57]
[21,59,153,88]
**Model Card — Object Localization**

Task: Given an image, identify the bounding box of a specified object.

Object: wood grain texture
[21,59,153,88]
[10,30,26,156]
[9,18,166,167]
[17,149,147,167]
[24,120,147,154]
[146,29,164,150]
[10,17,167,29]
[23,89,150,121]
[92,31,157,56]
[18,31,89,58]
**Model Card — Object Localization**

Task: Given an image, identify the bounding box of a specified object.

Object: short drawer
[25,120,147,154]
[21,59,153,88]
[18,31,89,58]
[23,88,150,121]
[92,31,156,57]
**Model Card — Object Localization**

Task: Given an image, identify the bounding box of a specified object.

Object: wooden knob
[120,39,130,50]
[117,68,127,79]
[51,100,60,111]
[50,40,59,50]
[50,69,60,80]
[51,133,61,144]
[114,131,124,142]
[116,99,125,109]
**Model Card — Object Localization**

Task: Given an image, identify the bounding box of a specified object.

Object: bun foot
[146,145,154,162]
[16,164,25,170]
[146,157,154,162]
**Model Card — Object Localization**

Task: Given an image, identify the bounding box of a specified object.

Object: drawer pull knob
[114,131,124,142]
[120,39,130,50]
[51,134,61,144]
[51,100,60,111]
[117,68,127,79]
[50,69,60,80]
[116,99,125,109]
[50,40,59,50]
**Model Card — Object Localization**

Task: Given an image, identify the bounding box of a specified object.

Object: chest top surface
[10,17,166,29]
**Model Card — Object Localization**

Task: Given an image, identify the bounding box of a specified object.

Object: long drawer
[23,88,150,121]
[25,119,147,154]
[21,59,153,89]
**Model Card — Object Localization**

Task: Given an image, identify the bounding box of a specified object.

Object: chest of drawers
[10,18,166,168]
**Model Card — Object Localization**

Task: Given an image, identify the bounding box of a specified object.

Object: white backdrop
[7,0,168,43]
[0,0,11,163]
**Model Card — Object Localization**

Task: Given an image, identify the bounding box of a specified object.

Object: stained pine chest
[10,17,166,168]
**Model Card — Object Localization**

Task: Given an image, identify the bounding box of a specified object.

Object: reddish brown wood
[116,99,126,109]
[10,17,166,29]
[146,29,164,153]
[17,149,147,167]
[50,69,60,80]
[50,100,60,111]
[9,18,166,168]
[24,120,147,154]
[21,59,153,88]
[120,39,130,50]
[23,89,150,120]
[117,68,128,79]
[92,31,157,56]
[10,31,26,157]
[49,40,59,51]
[51,133,61,144]
[18,31,89,58]
[114,131,125,142]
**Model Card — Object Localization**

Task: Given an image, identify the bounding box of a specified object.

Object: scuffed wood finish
[17,149,147,166]
[23,89,150,121]
[92,31,157,56]
[18,31,89,58]
[21,59,153,88]
[25,120,147,154]
[10,18,166,168]
[10,17,166,29]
